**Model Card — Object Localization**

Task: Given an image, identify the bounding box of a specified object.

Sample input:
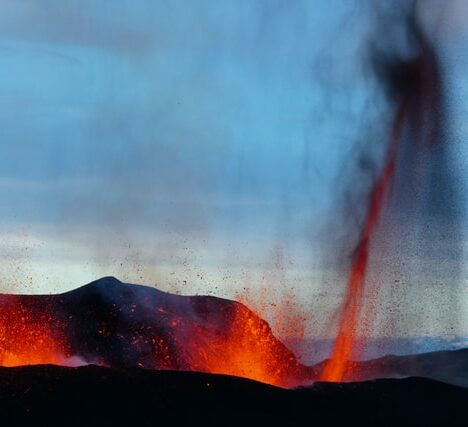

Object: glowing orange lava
[0,297,65,367]
[236,288,307,348]
[0,283,309,388]
[192,301,306,388]
[321,103,407,382]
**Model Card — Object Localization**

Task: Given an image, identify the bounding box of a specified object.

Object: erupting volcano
[2,0,468,425]
[0,277,312,388]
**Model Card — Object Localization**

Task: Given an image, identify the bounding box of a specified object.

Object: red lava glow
[0,289,308,388]
[321,104,407,382]
[195,302,302,387]
[0,297,65,367]
[322,33,442,381]
[236,288,307,346]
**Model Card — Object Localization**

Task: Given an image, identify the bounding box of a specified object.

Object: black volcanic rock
[4,276,468,390]
[0,365,466,426]
[0,277,312,387]
[337,348,468,388]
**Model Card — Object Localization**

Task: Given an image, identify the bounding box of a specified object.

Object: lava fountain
[322,4,444,381]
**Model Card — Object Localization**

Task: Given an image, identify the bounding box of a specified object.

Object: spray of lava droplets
[321,101,407,382]
[321,4,443,382]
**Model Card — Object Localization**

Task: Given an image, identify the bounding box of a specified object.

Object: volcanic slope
[313,348,468,388]
[0,276,312,387]
[3,276,468,389]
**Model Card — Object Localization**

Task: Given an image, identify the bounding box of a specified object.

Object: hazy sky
[1,1,468,341]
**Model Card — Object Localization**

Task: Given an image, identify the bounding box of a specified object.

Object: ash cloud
[324,0,465,350]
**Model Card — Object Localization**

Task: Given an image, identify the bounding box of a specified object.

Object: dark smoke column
[321,1,459,382]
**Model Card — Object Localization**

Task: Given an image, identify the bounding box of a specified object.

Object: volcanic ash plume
[322,1,461,382]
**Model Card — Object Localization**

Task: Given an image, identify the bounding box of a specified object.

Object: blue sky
[1,0,468,341]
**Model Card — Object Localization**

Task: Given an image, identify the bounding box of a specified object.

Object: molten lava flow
[0,278,308,387]
[193,301,304,388]
[0,297,65,367]
[321,103,408,382]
